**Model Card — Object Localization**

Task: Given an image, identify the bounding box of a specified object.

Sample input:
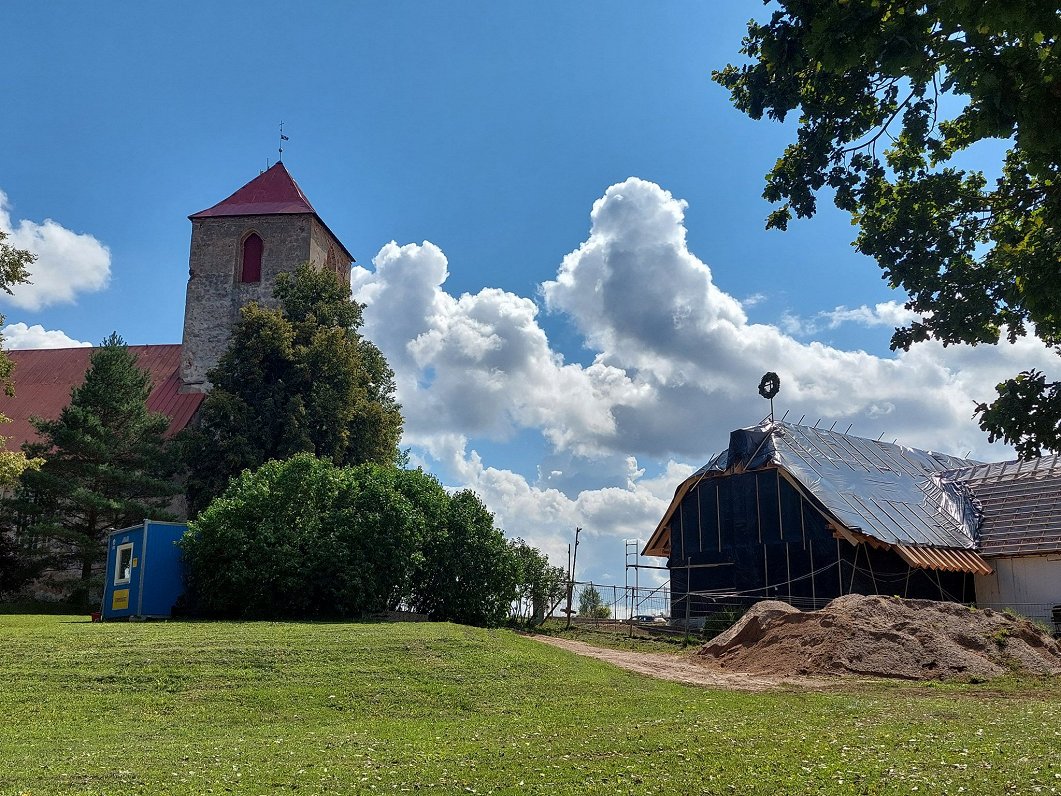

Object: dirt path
[530,634,829,692]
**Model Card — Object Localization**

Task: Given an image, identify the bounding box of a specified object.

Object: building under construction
[642,421,1061,624]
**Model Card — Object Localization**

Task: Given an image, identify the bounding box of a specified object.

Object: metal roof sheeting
[189,162,316,218]
[648,420,1061,570]
[644,421,988,570]
[1,345,203,451]
[728,421,982,549]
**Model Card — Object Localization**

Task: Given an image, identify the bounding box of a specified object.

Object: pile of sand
[698,594,1061,680]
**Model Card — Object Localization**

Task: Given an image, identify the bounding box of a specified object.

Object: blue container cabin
[101,520,187,620]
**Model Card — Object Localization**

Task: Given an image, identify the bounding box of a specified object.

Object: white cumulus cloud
[1,322,91,349]
[540,178,1054,459]
[424,432,692,576]
[351,177,1058,579]
[783,300,921,335]
[0,190,111,310]
[823,301,919,329]
[352,241,648,456]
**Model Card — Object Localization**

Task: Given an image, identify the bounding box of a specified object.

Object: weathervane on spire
[279,121,289,162]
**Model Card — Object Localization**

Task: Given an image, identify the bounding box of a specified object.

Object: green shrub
[991,627,1012,648]
[181,454,424,618]
[408,490,519,627]
[180,455,521,627]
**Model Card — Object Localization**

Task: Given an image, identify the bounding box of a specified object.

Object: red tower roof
[190,162,317,218]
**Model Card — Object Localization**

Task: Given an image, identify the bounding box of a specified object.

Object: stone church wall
[181,214,313,391]
[309,218,353,281]
[180,199,353,393]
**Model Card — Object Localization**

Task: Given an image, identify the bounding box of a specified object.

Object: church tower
[180,163,354,392]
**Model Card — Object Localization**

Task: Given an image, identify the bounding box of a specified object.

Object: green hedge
[180,454,519,625]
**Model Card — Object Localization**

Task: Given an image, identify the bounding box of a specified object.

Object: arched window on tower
[325,244,341,278]
[241,233,263,283]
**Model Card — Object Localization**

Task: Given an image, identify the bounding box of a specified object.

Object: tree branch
[840,88,919,157]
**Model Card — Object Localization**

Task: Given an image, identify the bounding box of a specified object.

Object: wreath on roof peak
[758,372,780,400]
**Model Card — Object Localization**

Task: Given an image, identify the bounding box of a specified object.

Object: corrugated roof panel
[1,345,202,451]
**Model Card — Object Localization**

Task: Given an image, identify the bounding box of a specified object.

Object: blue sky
[2,3,1046,587]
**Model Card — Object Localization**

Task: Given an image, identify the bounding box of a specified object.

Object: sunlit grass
[1,614,1059,794]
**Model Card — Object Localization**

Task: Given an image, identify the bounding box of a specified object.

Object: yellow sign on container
[111,589,129,611]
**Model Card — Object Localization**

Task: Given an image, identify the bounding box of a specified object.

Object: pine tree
[4,334,178,597]
[183,263,403,514]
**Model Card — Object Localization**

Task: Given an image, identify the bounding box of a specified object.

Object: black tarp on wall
[668,468,972,619]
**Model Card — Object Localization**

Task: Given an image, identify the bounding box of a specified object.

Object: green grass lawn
[1,615,1060,795]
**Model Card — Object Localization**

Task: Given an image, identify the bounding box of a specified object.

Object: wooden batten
[894,542,993,576]
[838,528,992,576]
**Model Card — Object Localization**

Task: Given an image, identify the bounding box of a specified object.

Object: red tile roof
[0,345,203,452]
[189,162,316,218]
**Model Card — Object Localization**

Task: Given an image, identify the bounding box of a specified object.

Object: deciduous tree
[577,583,610,619]
[182,455,522,627]
[410,490,519,627]
[0,230,42,485]
[181,455,425,618]
[183,263,403,512]
[0,229,33,298]
[509,538,566,624]
[0,230,43,596]
[714,1,1061,455]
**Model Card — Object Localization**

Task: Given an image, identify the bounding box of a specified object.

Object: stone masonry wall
[180,213,355,392]
[180,214,312,391]
[309,218,353,282]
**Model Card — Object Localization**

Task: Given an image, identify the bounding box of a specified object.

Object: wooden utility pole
[563,543,572,629]
[564,527,581,629]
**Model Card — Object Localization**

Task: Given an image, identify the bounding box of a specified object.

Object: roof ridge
[189,162,316,219]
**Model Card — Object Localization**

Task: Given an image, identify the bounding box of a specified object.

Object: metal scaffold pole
[625,538,645,637]
[684,559,692,645]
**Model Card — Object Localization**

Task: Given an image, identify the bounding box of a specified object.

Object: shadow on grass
[0,601,86,616]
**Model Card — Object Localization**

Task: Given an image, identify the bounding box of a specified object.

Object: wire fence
[563,581,670,623]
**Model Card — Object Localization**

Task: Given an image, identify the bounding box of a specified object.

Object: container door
[138,522,188,618]
[103,533,141,619]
